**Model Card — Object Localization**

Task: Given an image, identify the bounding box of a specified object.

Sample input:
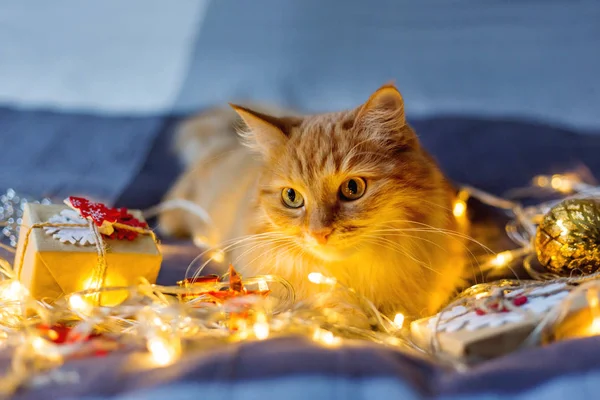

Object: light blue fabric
[0,0,208,114]
[1,1,599,131]
[177,0,600,131]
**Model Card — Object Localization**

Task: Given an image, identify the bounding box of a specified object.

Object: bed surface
[3,109,600,400]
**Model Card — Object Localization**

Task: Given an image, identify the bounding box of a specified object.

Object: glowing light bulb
[590,317,600,335]
[209,249,225,263]
[253,313,270,340]
[308,272,337,286]
[68,294,94,315]
[490,251,514,268]
[30,336,62,362]
[393,313,405,329]
[147,337,181,366]
[312,328,341,346]
[31,336,48,352]
[0,280,28,302]
[587,288,600,336]
[453,200,466,218]
[193,235,210,248]
[533,175,550,188]
[257,279,269,292]
[550,175,573,193]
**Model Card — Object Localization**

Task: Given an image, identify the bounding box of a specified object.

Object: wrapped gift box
[14,203,162,305]
[410,282,577,360]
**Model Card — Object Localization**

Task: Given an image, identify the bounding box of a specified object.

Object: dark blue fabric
[0,107,164,204]
[117,114,600,209]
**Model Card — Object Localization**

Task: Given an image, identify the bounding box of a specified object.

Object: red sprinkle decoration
[512,295,528,306]
[37,324,100,344]
[108,207,148,241]
[474,295,528,315]
[66,196,147,241]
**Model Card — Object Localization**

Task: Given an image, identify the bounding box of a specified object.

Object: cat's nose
[309,227,333,245]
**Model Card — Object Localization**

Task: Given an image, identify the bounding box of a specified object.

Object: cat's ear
[355,83,406,132]
[230,104,297,156]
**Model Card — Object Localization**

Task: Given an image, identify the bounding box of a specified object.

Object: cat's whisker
[192,239,284,278]
[371,225,485,280]
[185,232,291,278]
[387,228,492,258]
[404,197,453,213]
[232,238,292,265]
[260,243,301,272]
[381,228,482,269]
[362,236,441,275]
[245,241,295,272]
[376,231,447,252]
[373,221,494,254]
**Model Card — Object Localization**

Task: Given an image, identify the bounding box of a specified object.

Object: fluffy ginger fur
[160,84,467,323]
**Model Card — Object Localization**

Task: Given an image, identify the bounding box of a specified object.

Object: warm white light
[233,319,250,340]
[393,313,405,329]
[30,336,62,362]
[253,313,270,340]
[490,251,513,268]
[253,321,270,340]
[83,276,102,291]
[308,272,337,286]
[193,235,210,248]
[590,317,600,335]
[31,336,48,352]
[587,289,600,335]
[148,337,180,366]
[312,328,341,346]
[209,249,225,263]
[68,294,93,315]
[533,174,575,193]
[453,200,466,218]
[257,279,269,292]
[589,291,599,310]
[0,280,28,302]
[533,175,550,187]
[550,175,573,193]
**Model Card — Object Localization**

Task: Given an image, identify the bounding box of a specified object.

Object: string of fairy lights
[0,171,600,393]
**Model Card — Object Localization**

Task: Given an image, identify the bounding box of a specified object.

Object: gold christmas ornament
[535,198,600,276]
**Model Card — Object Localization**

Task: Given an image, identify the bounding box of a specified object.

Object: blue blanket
[3,108,600,400]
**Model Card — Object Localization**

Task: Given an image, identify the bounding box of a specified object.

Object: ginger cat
[160,84,467,322]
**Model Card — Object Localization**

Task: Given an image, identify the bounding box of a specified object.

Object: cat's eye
[281,188,304,208]
[339,177,367,201]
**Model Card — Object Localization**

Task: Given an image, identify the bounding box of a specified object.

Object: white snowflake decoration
[429,283,570,332]
[44,210,97,246]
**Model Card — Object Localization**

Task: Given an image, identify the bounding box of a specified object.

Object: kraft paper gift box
[14,203,162,305]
